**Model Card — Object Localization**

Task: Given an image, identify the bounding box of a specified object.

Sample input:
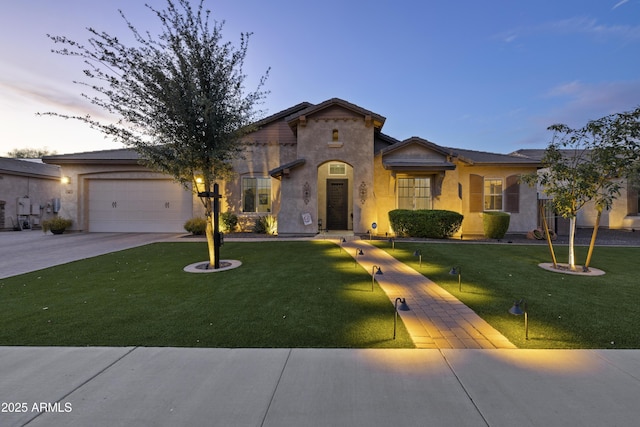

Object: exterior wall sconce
[393,297,410,339]
[371,265,383,292]
[509,299,529,340]
[413,249,423,268]
[450,266,462,292]
[60,176,70,185]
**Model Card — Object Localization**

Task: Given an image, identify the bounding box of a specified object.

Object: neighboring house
[0,157,61,230]
[514,149,640,232]
[43,98,541,236]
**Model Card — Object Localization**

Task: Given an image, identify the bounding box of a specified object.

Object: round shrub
[388,209,463,238]
[221,212,238,232]
[184,217,207,235]
[483,211,510,239]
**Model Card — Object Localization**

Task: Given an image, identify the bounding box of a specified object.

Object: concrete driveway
[0,231,179,279]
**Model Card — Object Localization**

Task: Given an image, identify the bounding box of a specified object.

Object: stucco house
[513,149,640,232]
[0,157,61,231]
[42,98,543,236]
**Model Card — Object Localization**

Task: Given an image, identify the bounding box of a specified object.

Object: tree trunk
[584,208,602,271]
[540,203,558,269]
[205,208,216,268]
[568,216,577,271]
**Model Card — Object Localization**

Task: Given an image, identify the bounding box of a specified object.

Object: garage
[88,179,192,232]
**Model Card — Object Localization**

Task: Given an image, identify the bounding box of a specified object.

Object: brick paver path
[340,238,516,349]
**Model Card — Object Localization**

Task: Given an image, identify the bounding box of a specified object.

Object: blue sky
[1,0,639,155]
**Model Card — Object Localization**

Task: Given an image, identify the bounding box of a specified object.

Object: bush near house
[221,212,238,232]
[184,217,207,235]
[483,211,511,239]
[389,209,463,238]
[253,214,277,235]
[41,217,72,234]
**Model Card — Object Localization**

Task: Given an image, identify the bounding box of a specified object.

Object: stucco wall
[0,174,60,230]
[277,114,375,235]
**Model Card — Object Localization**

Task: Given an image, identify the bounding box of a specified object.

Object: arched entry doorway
[317,161,353,231]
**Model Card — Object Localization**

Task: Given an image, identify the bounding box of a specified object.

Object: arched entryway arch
[317,161,353,231]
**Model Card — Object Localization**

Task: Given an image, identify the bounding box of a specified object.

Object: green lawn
[373,240,640,349]
[0,241,413,348]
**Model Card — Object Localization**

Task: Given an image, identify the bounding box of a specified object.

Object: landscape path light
[393,297,410,339]
[449,266,462,292]
[509,299,529,340]
[413,249,422,268]
[371,265,383,292]
[354,248,364,267]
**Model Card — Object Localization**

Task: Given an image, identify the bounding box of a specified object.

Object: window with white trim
[484,178,503,211]
[242,177,271,213]
[398,177,432,210]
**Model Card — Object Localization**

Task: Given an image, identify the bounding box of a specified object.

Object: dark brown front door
[326,179,348,230]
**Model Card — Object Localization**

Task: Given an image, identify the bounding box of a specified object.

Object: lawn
[0,241,413,348]
[373,240,640,349]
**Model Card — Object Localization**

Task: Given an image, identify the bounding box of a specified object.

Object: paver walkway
[339,238,516,349]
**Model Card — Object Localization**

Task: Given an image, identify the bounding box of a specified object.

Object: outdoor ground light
[389,238,395,250]
[449,266,462,292]
[354,248,364,266]
[394,297,410,339]
[509,299,529,340]
[413,249,422,268]
[371,265,383,292]
[339,236,346,252]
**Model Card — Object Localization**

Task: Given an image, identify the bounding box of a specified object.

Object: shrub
[42,217,73,234]
[221,212,238,233]
[253,215,277,235]
[184,217,207,235]
[388,209,463,238]
[483,211,511,239]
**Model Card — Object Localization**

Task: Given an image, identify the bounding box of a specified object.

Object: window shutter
[469,174,483,212]
[505,175,520,213]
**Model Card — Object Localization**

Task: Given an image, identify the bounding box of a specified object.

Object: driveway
[0,231,179,279]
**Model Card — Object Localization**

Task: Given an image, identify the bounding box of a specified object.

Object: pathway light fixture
[509,299,529,340]
[393,297,410,339]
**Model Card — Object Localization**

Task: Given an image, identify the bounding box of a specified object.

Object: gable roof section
[380,137,456,172]
[285,98,386,134]
[448,147,541,166]
[251,102,313,130]
[0,157,60,179]
[43,148,141,165]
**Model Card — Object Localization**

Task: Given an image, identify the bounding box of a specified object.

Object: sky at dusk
[1,0,639,156]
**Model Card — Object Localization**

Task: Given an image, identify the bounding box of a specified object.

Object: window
[328,163,346,176]
[242,177,271,213]
[484,178,503,211]
[398,177,432,210]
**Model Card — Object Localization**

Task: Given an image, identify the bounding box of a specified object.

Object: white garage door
[88,179,192,232]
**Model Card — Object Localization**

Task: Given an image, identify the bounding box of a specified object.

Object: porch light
[509,299,529,340]
[449,266,462,292]
[413,249,422,268]
[393,297,410,339]
[60,176,70,185]
[371,265,383,292]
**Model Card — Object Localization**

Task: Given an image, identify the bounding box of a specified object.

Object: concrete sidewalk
[2,346,640,427]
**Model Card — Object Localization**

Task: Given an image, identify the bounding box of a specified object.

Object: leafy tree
[7,148,57,158]
[42,0,269,267]
[524,106,640,271]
